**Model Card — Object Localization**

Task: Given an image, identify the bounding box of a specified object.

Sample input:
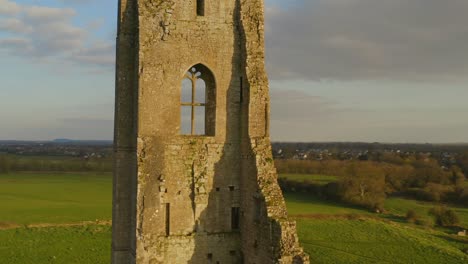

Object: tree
[429,206,460,227]
[422,183,453,202]
[338,162,386,211]
[456,151,468,177]
[450,166,466,187]
[0,155,12,173]
[406,209,419,223]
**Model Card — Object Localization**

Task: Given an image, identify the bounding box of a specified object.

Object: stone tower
[112,0,309,263]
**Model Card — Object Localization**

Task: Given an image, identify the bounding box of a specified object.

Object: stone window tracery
[181,64,216,136]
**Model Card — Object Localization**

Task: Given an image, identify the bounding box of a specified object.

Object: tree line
[276,157,468,211]
[0,154,112,173]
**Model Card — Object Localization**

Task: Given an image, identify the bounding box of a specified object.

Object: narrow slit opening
[165,203,170,236]
[197,0,205,16]
[231,207,240,230]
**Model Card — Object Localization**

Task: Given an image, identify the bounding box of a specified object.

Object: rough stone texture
[113,0,309,263]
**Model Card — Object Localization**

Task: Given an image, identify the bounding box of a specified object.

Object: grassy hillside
[297,219,467,264]
[385,197,468,228]
[281,173,468,228]
[0,173,467,264]
[285,192,468,263]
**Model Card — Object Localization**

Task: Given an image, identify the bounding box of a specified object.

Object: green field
[0,173,467,263]
[385,197,468,228]
[0,225,111,264]
[285,192,468,263]
[297,219,467,264]
[0,173,112,225]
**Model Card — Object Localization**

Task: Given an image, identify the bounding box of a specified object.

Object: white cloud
[0,0,20,15]
[0,1,114,69]
[22,6,76,23]
[70,41,115,67]
[0,18,32,33]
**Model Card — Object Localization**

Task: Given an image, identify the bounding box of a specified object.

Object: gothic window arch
[181,64,216,136]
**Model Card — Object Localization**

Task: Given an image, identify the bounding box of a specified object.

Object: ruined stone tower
[112,0,309,263]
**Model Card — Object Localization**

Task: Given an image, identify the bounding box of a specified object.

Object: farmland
[0,172,467,263]
[0,173,112,225]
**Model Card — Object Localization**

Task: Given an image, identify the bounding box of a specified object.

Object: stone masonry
[112,0,309,263]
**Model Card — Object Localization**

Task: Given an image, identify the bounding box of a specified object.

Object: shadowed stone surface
[112,0,309,263]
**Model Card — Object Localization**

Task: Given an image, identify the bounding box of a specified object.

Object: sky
[1,0,468,143]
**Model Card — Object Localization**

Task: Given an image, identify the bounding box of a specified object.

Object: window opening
[239,77,243,103]
[231,207,240,230]
[181,67,206,135]
[197,0,205,16]
[180,64,216,136]
[165,203,170,236]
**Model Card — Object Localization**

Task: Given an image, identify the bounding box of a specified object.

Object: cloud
[268,88,468,143]
[0,1,114,69]
[70,41,115,68]
[0,18,32,33]
[265,0,468,81]
[0,38,32,54]
[270,88,339,122]
[0,0,20,15]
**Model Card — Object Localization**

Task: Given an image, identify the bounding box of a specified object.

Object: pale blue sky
[1,0,468,142]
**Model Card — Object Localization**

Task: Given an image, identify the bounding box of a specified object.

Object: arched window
[181,64,216,136]
[197,0,205,16]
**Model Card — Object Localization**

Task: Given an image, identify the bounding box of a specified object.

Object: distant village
[1,140,466,170]
[272,142,467,170]
[0,140,112,160]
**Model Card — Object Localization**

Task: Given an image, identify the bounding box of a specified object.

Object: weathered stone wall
[113,0,139,263]
[238,0,309,263]
[113,0,309,263]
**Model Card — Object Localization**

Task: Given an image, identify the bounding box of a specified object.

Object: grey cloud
[268,87,468,142]
[0,38,33,54]
[269,88,346,141]
[270,88,340,121]
[265,0,468,81]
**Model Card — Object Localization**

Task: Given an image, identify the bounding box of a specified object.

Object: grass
[296,219,467,264]
[284,192,370,216]
[279,173,338,185]
[286,192,468,263]
[281,173,468,228]
[385,197,468,228]
[0,172,467,264]
[0,173,112,225]
[0,225,111,264]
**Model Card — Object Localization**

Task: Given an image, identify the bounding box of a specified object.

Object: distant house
[457,230,466,237]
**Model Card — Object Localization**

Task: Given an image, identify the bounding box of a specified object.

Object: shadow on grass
[435,234,468,244]
[379,214,407,224]
[284,191,372,212]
